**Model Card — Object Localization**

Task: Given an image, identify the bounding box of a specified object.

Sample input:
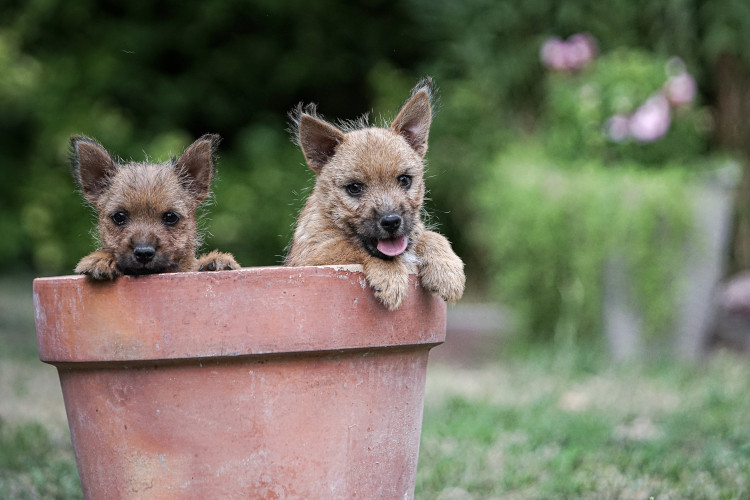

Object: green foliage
[398,0,711,271]
[473,142,697,344]
[0,0,426,274]
[544,49,709,165]
[206,123,310,265]
[700,0,750,63]
[0,0,749,302]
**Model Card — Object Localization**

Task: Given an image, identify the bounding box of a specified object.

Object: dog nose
[379,214,402,233]
[133,245,156,264]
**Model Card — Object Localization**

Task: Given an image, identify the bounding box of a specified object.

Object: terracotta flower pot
[33,266,446,499]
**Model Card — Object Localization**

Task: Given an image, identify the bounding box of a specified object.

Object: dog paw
[364,260,410,311]
[196,250,240,272]
[371,273,410,311]
[419,252,466,304]
[75,249,121,281]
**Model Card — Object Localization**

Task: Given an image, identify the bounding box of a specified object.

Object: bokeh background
[3,1,750,347]
[3,1,750,497]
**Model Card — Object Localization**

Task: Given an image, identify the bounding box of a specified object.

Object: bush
[206,123,310,265]
[472,142,701,345]
[543,48,709,166]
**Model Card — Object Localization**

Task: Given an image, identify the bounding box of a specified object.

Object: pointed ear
[390,87,433,157]
[174,134,219,203]
[297,113,345,174]
[69,136,119,205]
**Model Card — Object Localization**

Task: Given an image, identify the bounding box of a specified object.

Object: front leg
[363,257,410,311]
[195,250,240,272]
[75,248,121,280]
[415,231,465,304]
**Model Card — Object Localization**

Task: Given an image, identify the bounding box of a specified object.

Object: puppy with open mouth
[285,78,465,310]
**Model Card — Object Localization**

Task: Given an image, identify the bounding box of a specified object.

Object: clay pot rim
[34,265,446,365]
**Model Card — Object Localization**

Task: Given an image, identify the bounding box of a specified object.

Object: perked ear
[390,78,435,157]
[293,104,345,175]
[174,134,219,203]
[69,136,119,206]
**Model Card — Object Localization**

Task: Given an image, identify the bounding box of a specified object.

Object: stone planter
[603,165,737,360]
[33,266,446,499]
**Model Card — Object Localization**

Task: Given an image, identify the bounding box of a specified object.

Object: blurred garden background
[2,0,750,498]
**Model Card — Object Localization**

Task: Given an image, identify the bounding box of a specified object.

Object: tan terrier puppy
[285,78,465,310]
[70,134,239,280]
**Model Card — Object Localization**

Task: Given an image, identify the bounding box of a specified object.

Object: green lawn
[2,275,749,499]
[418,350,750,499]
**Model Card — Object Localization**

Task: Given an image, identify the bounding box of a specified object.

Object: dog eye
[345,183,364,196]
[111,211,128,226]
[162,211,180,226]
[398,175,412,189]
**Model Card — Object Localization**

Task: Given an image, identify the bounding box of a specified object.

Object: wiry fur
[285,77,465,310]
[70,134,239,280]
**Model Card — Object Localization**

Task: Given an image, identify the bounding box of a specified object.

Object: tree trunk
[714,53,750,273]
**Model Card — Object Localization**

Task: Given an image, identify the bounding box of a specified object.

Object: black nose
[133,245,156,264]
[379,214,402,233]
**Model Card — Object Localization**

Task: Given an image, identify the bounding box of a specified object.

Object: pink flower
[540,33,598,72]
[566,33,598,71]
[540,37,568,71]
[605,114,630,142]
[628,94,671,143]
[664,72,697,106]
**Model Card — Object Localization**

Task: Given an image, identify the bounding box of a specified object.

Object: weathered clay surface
[33,266,446,499]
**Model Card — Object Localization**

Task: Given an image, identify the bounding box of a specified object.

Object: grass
[0,274,82,500]
[0,419,81,499]
[2,274,749,499]
[417,349,750,499]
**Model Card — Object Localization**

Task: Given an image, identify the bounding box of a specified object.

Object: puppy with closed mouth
[285,78,465,310]
[70,134,239,280]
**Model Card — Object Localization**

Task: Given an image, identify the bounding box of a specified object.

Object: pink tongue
[377,236,408,257]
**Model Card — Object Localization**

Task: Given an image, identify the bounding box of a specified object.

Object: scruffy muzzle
[115,239,178,275]
[358,210,413,260]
